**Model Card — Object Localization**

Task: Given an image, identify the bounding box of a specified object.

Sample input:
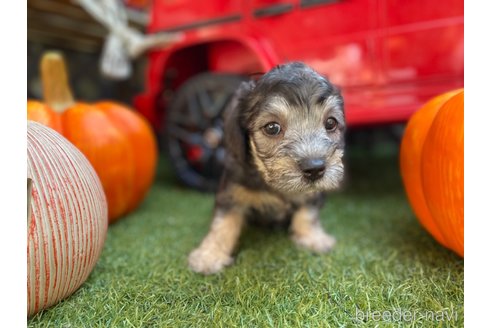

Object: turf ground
[28,129,464,327]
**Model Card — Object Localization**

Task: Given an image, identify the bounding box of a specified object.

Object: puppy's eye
[325,117,338,131]
[263,122,282,136]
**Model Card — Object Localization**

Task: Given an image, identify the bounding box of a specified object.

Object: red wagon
[134,0,464,190]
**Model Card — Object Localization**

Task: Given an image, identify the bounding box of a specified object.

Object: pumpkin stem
[41,52,75,113]
[27,178,33,230]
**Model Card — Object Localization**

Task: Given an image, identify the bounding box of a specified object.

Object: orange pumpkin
[27,100,63,134]
[28,52,158,223]
[400,89,464,257]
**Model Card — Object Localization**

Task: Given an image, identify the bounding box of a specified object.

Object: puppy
[188,62,345,274]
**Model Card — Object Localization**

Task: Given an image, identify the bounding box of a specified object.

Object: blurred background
[27,0,148,103]
[27,0,464,191]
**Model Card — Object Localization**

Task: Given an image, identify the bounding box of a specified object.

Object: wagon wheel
[165,73,245,191]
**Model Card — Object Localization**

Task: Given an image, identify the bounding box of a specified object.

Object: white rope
[74,0,182,79]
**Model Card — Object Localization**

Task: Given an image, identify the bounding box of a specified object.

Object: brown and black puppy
[188,62,345,274]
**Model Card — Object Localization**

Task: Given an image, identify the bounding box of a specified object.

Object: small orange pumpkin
[27,52,158,223]
[400,89,464,257]
[27,100,63,134]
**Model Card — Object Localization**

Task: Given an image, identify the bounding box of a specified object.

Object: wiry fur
[188,62,346,274]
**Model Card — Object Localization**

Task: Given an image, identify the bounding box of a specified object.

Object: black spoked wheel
[165,73,245,191]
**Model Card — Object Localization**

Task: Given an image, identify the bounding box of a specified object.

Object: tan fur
[230,184,285,211]
[249,139,269,177]
[265,96,293,118]
[188,209,245,274]
[290,207,336,253]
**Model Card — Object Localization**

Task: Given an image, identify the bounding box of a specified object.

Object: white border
[465,0,492,326]
[0,0,26,325]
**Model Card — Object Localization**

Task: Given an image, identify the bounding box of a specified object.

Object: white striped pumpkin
[27,121,108,316]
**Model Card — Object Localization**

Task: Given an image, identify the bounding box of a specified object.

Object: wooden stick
[41,52,75,112]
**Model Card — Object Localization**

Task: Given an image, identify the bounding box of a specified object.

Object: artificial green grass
[28,141,464,327]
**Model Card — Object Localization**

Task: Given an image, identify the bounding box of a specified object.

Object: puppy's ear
[223,80,255,163]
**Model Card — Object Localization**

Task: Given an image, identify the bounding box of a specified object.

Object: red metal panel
[136,0,464,128]
[149,0,242,32]
[380,0,464,84]
[248,0,379,88]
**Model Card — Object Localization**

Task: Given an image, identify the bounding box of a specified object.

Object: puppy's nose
[299,158,326,181]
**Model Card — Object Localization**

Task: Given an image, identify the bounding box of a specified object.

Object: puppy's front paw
[188,245,234,275]
[292,230,336,253]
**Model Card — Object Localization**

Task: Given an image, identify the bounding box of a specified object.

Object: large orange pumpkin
[400,89,464,257]
[27,52,158,223]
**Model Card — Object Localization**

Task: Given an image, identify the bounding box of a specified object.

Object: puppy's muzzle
[299,158,326,182]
